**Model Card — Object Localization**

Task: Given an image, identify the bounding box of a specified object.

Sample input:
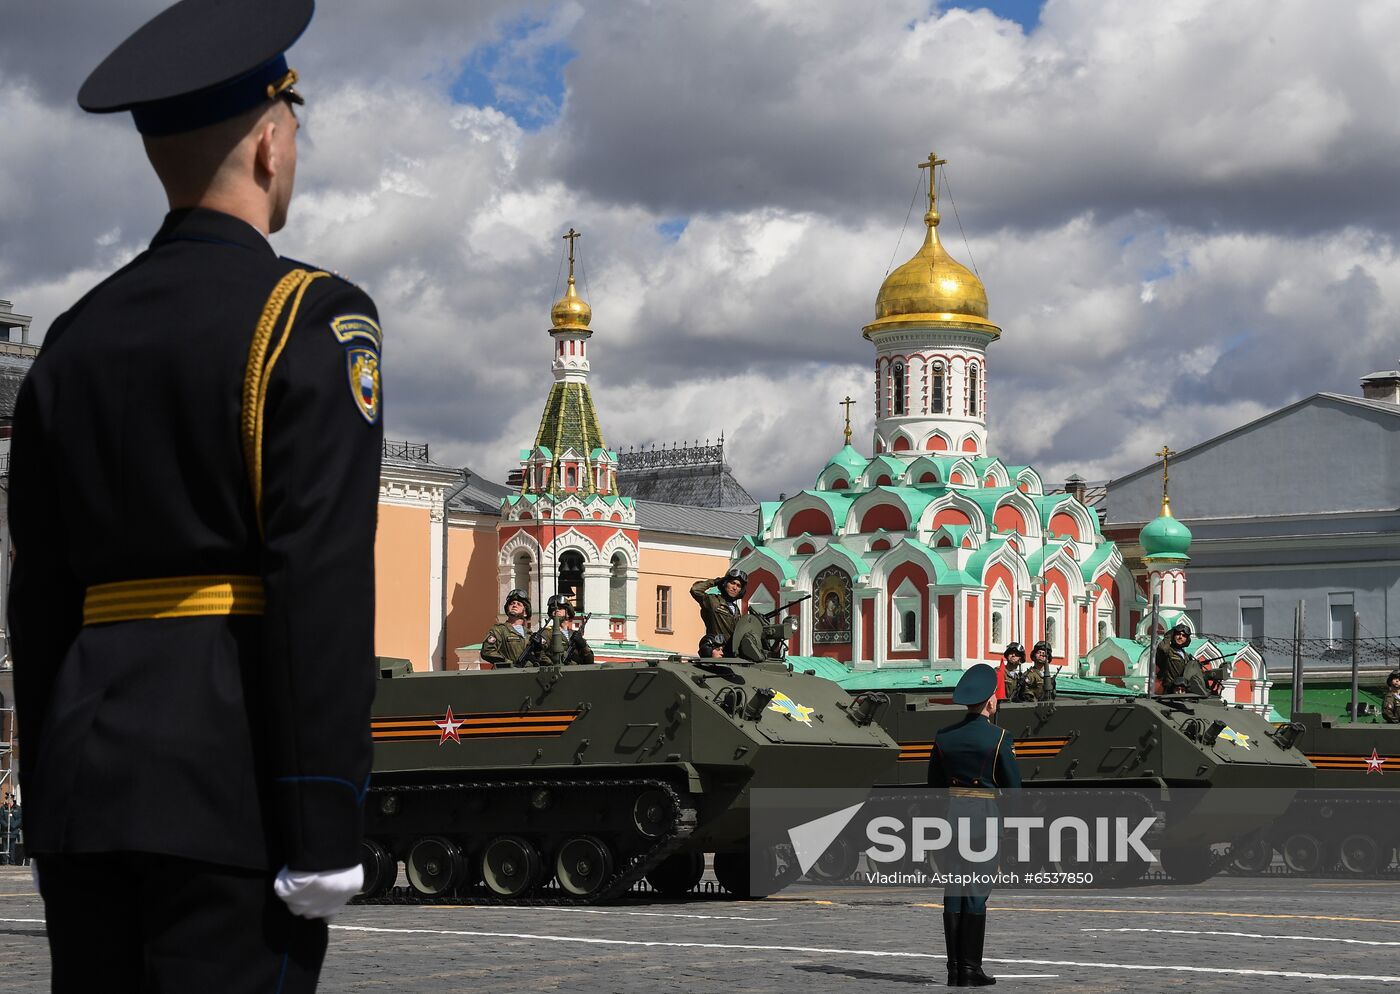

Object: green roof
[529,381,607,496]
[864,454,905,480]
[758,502,782,535]
[1078,541,1117,583]
[822,444,869,480]
[821,541,869,578]
[1141,509,1192,559]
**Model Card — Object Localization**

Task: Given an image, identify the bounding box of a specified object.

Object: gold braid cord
[242,268,328,534]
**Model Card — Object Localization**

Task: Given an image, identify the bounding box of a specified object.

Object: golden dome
[550,275,592,331]
[864,153,999,339]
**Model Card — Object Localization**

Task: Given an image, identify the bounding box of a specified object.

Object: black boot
[957,913,995,986]
[942,911,963,986]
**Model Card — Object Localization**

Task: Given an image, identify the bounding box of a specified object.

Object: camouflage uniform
[480,622,536,668]
[1022,665,1049,702]
[1156,642,1207,695]
[1383,687,1400,724]
[691,578,741,653]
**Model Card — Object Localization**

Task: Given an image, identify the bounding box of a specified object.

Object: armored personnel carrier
[859,689,1316,883]
[359,613,898,904]
[1226,712,1400,876]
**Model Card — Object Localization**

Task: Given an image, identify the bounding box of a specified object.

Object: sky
[3,0,1399,500]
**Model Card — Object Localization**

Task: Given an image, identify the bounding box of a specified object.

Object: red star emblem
[1366,748,1385,775]
[435,707,465,746]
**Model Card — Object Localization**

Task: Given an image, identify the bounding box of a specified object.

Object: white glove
[274,864,363,921]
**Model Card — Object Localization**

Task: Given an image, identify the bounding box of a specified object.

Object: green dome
[823,444,868,481]
[1141,508,1191,560]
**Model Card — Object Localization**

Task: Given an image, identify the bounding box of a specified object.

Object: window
[656,586,672,632]
[1328,592,1355,648]
[566,465,576,488]
[932,362,945,414]
[559,551,585,612]
[991,611,1004,645]
[891,578,922,651]
[1045,616,1058,655]
[967,364,980,417]
[610,553,627,617]
[1239,595,1263,646]
[1098,620,1109,643]
[1045,586,1064,656]
[893,361,906,415]
[513,553,532,598]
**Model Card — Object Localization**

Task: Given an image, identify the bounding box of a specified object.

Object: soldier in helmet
[1156,623,1207,695]
[1382,671,1400,724]
[545,594,595,666]
[1022,640,1055,702]
[1001,641,1026,701]
[480,589,539,668]
[691,568,747,656]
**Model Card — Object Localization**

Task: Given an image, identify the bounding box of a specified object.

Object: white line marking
[1084,927,1400,947]
[322,924,1400,982]
[445,905,780,923]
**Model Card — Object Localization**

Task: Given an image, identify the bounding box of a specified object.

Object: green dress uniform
[480,622,537,667]
[1156,642,1207,695]
[1383,688,1400,724]
[928,664,1020,987]
[691,578,741,652]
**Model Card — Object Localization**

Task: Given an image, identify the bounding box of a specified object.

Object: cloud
[3,0,1399,503]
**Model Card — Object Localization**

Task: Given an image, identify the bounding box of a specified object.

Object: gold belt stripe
[949,786,996,799]
[83,575,265,625]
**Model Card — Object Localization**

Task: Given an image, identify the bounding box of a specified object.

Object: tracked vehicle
[359,612,898,904]
[841,690,1318,884]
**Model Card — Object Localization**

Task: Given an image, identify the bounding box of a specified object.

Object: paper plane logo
[787,802,866,875]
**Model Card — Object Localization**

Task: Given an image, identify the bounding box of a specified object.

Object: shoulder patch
[330,314,383,348]
[346,346,381,423]
[484,633,497,645]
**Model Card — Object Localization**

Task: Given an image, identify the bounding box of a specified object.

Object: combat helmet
[1389,670,1400,686]
[719,567,749,600]
[1031,639,1053,660]
[1002,641,1025,660]
[1170,622,1192,641]
[503,588,531,616]
[546,593,575,618]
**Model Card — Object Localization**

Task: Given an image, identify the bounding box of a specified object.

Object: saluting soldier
[1022,640,1055,702]
[481,589,540,668]
[1382,671,1400,724]
[1156,623,1208,695]
[928,663,1020,988]
[691,568,747,655]
[9,2,379,989]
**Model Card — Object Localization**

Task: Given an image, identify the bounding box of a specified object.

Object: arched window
[931,361,945,414]
[991,611,1004,645]
[513,553,532,599]
[1045,616,1058,654]
[558,551,585,612]
[609,552,627,616]
[893,361,906,415]
[566,465,577,488]
[901,610,916,644]
[967,363,980,417]
[1098,620,1110,644]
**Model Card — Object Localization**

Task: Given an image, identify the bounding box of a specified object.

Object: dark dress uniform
[480,622,537,667]
[928,664,1020,987]
[691,578,741,652]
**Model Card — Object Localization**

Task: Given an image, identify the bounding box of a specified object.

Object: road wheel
[807,835,861,883]
[555,836,614,898]
[1160,843,1216,884]
[633,790,673,839]
[358,839,397,898]
[482,835,543,898]
[405,836,464,897]
[1229,836,1274,875]
[1338,833,1382,875]
[715,845,799,898]
[645,852,705,896]
[1281,832,1323,874]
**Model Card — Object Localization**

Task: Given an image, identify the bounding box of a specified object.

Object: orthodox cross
[918,152,947,212]
[839,396,855,445]
[1156,443,1176,513]
[563,227,581,280]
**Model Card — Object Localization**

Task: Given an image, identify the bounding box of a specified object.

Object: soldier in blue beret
[10,1,381,990]
[928,663,1021,987]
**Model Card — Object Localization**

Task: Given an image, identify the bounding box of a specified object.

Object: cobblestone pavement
[3,867,1399,991]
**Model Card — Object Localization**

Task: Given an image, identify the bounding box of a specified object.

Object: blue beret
[78,0,313,136]
[952,663,998,706]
